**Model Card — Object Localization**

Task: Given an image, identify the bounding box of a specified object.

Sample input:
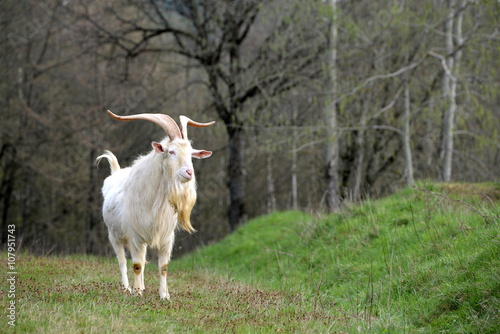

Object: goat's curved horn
[179,115,215,139]
[107,110,182,140]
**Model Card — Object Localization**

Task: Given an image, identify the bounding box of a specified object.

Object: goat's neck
[126,150,196,232]
[127,151,169,202]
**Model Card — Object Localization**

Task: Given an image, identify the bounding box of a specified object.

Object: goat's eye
[168,149,176,156]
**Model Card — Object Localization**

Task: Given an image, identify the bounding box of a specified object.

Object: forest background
[1,0,498,255]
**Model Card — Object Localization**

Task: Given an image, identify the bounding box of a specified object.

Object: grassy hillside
[2,182,499,333]
[177,183,500,333]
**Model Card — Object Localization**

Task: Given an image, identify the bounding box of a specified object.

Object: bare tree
[0,0,105,251]
[324,0,341,211]
[440,0,467,182]
[403,82,414,186]
[74,0,326,229]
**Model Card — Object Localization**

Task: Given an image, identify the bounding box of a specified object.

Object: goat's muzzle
[180,168,194,182]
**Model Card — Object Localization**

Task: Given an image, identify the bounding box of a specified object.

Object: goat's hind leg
[109,234,130,293]
[130,242,147,296]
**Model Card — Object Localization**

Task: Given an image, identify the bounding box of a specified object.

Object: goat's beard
[168,182,197,233]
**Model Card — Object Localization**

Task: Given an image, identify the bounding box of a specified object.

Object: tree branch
[335,56,427,103]
[428,51,457,83]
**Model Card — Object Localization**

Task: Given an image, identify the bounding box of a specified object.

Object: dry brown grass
[1,254,340,333]
[436,182,500,202]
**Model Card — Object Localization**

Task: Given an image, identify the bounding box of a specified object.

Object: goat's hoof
[160,293,170,301]
[133,288,144,296]
[122,286,132,294]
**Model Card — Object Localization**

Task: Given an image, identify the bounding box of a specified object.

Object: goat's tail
[96,150,121,174]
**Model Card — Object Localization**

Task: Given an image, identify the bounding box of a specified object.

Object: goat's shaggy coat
[97,112,213,299]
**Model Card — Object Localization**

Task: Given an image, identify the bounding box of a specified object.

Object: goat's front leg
[130,243,147,295]
[158,234,175,300]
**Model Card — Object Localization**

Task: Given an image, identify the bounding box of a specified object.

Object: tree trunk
[440,0,465,182]
[324,0,341,211]
[266,154,276,214]
[291,117,298,211]
[440,0,455,182]
[227,127,246,230]
[403,82,414,186]
[353,102,367,201]
[86,148,97,253]
[426,95,435,168]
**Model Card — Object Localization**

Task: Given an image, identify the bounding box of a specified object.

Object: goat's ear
[152,141,165,153]
[192,149,212,159]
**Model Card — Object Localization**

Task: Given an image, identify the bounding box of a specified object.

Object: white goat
[97,110,214,299]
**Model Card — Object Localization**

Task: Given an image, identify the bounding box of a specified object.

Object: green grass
[1,182,499,333]
[178,182,500,333]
